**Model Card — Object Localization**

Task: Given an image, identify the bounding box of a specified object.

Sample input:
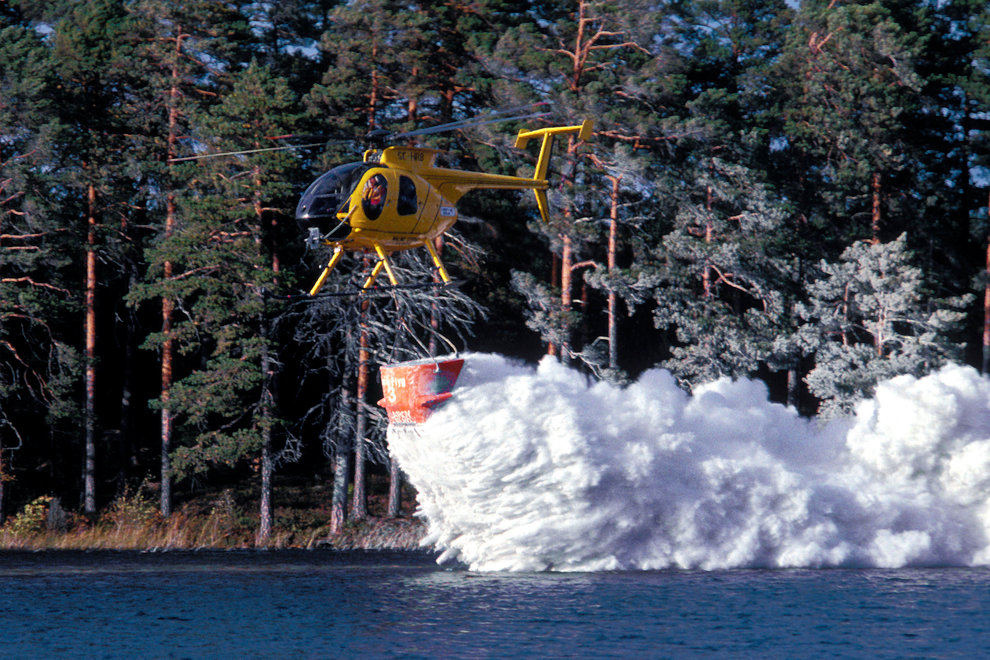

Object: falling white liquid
[386,353,990,572]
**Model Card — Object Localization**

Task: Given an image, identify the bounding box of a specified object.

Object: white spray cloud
[387,354,990,572]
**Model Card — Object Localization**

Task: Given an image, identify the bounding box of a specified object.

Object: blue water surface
[1,549,986,658]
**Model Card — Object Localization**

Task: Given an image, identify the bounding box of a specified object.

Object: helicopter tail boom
[515,120,594,222]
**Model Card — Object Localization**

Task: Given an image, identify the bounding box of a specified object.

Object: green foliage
[511,270,577,352]
[773,0,927,244]
[797,233,972,417]
[104,486,161,529]
[3,495,54,537]
[147,60,303,480]
[0,11,82,449]
[652,157,797,385]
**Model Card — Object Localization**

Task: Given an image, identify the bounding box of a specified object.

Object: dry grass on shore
[0,482,427,552]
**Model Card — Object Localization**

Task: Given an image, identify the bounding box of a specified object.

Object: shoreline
[0,492,429,552]
[0,516,428,552]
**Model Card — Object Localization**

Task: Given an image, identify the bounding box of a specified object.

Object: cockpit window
[398,175,417,215]
[361,173,388,220]
[295,161,374,221]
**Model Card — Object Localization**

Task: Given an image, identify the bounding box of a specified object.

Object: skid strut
[308,239,453,295]
[309,246,345,295]
[424,240,451,283]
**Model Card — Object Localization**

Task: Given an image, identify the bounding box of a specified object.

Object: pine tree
[906,0,982,280]
[49,0,137,513]
[938,2,990,372]
[776,0,924,246]
[619,0,801,391]
[652,157,797,385]
[305,0,408,141]
[151,61,303,543]
[290,247,484,531]
[496,0,653,365]
[0,9,77,523]
[797,233,970,417]
[772,1,975,407]
[126,0,253,517]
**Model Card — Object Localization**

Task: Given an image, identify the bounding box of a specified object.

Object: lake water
[1,549,987,658]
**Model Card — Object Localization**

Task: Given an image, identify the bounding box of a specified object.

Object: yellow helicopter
[295,118,594,294]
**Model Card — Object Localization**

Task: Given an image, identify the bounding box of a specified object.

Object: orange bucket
[378,358,465,424]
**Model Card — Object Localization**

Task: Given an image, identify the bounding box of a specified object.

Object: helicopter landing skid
[308,241,452,296]
[293,279,465,302]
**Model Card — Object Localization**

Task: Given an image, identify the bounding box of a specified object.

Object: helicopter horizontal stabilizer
[514,119,594,150]
[514,120,594,222]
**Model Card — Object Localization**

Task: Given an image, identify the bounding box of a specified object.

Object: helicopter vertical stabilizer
[514,120,594,223]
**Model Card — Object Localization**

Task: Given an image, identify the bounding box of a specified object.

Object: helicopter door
[409,180,443,237]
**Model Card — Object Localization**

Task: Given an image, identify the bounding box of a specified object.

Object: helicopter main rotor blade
[168,133,361,163]
[168,103,551,162]
[168,142,332,162]
[389,102,550,141]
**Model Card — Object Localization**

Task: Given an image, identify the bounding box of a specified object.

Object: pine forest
[1,0,988,545]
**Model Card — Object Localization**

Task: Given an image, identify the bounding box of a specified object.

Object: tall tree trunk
[83,183,97,514]
[841,283,851,347]
[257,427,273,543]
[387,455,401,518]
[351,303,370,521]
[330,385,351,533]
[703,182,714,298]
[560,233,574,363]
[159,38,183,517]
[984,190,990,375]
[871,171,882,244]
[160,311,173,518]
[548,2,593,361]
[606,174,620,371]
[346,54,384,522]
[256,319,274,544]
[117,267,138,496]
[368,41,379,130]
[255,166,277,544]
[548,254,560,357]
[555,122,591,364]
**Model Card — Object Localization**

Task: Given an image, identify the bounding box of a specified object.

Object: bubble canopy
[295,161,375,238]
